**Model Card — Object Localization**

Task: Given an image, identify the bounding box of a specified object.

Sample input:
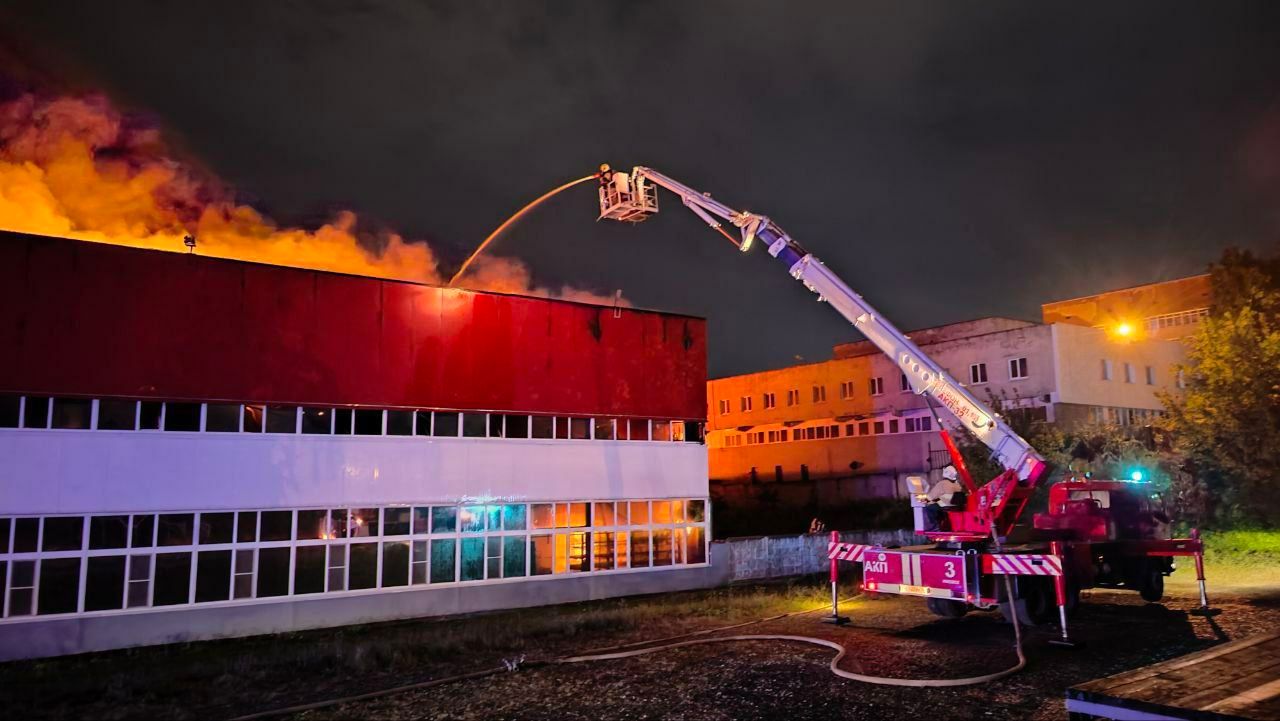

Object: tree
[1160,247,1280,525]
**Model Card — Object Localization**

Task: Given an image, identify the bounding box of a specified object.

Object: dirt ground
[5,566,1278,721]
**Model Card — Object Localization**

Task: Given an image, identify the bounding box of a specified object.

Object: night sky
[4,2,1280,377]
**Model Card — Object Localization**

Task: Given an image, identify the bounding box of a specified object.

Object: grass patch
[0,578,842,720]
[1167,529,1280,594]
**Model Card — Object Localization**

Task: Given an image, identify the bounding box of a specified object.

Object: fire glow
[0,91,619,304]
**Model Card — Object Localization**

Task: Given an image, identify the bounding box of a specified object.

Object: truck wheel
[1139,569,1164,603]
[926,597,968,619]
[999,577,1054,626]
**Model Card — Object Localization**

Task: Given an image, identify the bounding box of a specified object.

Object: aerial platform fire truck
[595,164,1209,640]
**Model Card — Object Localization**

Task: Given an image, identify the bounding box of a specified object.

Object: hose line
[231,585,1026,720]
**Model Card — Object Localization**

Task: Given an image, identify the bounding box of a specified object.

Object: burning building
[0,231,711,660]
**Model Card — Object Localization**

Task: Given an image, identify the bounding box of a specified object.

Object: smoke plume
[0,90,620,304]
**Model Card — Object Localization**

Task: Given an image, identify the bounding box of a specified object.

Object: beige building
[707,317,1187,499]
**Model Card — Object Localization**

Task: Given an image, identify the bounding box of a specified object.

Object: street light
[1116,322,1134,337]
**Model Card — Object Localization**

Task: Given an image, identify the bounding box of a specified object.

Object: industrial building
[706,274,1208,512]
[0,232,711,660]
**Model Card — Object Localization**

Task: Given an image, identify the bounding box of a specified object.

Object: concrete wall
[720,529,922,581]
[1051,324,1186,412]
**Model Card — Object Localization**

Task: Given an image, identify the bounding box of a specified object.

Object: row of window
[0,500,706,555]
[1091,406,1165,427]
[0,395,703,444]
[1144,308,1209,332]
[719,415,934,448]
[0,500,708,619]
[718,358,1033,416]
[1099,360,1181,388]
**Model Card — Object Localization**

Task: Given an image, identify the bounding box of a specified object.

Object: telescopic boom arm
[598,165,1046,486]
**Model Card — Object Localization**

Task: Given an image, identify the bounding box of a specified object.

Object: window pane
[0,394,19,427]
[686,526,706,564]
[486,505,502,532]
[415,410,432,436]
[630,530,650,567]
[594,418,614,440]
[460,506,486,533]
[530,504,555,529]
[386,410,413,436]
[615,503,629,526]
[195,550,232,602]
[629,502,650,526]
[89,515,129,550]
[652,502,673,524]
[301,407,332,434]
[294,546,325,595]
[237,512,258,543]
[652,530,673,566]
[347,508,376,537]
[234,549,255,599]
[198,512,234,545]
[164,402,201,431]
[97,399,137,430]
[412,540,428,585]
[158,513,194,546]
[37,558,81,614]
[502,504,527,531]
[22,396,49,428]
[85,556,126,611]
[9,560,34,615]
[138,401,163,429]
[296,510,329,541]
[256,547,290,597]
[431,507,456,533]
[260,511,293,542]
[554,417,570,440]
[674,528,687,564]
[328,510,350,539]
[42,516,84,552]
[429,539,456,583]
[382,542,409,587]
[266,405,297,433]
[433,412,459,437]
[593,503,616,527]
[530,416,553,439]
[462,413,487,438]
[460,537,484,581]
[354,409,383,435]
[593,532,615,570]
[383,507,411,536]
[504,415,529,438]
[48,396,90,427]
[502,536,526,577]
[652,421,671,441]
[567,532,590,572]
[129,515,154,548]
[412,507,431,535]
[687,500,706,523]
[530,535,553,576]
[570,418,591,440]
[672,500,685,523]
[242,404,264,433]
[568,503,590,528]
[486,537,501,579]
[488,414,504,438]
[627,418,649,441]
[333,408,353,435]
[154,552,193,606]
[346,543,377,589]
[326,545,345,592]
[206,403,240,432]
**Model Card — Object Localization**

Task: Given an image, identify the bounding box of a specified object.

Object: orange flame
[0,91,620,304]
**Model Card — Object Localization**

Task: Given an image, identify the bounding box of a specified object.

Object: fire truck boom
[598,165,1047,488]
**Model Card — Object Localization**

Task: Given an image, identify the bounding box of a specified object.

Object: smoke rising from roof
[0,89,621,304]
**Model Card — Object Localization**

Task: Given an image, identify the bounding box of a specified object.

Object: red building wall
[0,232,706,419]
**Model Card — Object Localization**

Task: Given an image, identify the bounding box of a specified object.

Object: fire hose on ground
[230,576,1026,721]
